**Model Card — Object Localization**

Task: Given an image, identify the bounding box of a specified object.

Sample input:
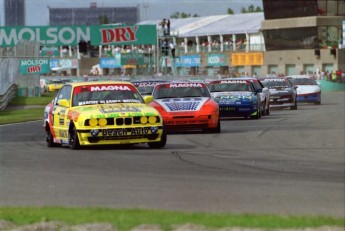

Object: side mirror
[255,88,263,93]
[58,99,70,108]
[143,95,154,104]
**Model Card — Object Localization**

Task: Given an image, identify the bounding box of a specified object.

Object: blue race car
[208,79,262,119]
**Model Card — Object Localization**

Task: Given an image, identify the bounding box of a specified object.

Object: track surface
[0,92,344,217]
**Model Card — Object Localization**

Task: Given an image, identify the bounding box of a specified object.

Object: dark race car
[132,80,170,96]
[260,77,297,110]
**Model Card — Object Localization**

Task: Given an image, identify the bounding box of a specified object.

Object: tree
[227,8,234,15]
[99,15,109,24]
[241,4,263,13]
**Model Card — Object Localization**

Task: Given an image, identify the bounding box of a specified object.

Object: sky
[0,0,263,26]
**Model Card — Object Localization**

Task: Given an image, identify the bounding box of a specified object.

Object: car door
[51,85,72,142]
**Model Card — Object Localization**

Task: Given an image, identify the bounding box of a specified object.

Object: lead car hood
[69,103,159,120]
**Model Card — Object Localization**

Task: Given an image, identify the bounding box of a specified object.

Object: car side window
[54,85,72,105]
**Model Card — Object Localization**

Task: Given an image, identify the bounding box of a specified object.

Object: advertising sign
[40,47,59,57]
[206,54,227,66]
[175,55,201,67]
[121,53,144,66]
[0,25,157,47]
[100,56,121,69]
[20,58,50,75]
[231,52,263,66]
[49,58,78,71]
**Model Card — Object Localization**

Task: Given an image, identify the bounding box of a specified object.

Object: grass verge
[0,207,343,231]
[0,92,54,125]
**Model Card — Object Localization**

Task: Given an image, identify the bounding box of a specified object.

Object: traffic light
[78,40,87,53]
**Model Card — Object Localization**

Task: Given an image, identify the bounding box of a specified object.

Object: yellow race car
[47,79,66,92]
[43,81,167,149]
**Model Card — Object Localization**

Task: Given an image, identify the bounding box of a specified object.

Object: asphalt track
[0,92,344,218]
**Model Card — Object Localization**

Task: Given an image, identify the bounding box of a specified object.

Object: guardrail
[0,84,17,111]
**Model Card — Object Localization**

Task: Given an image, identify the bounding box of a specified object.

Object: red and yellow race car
[43,81,166,149]
[148,81,220,133]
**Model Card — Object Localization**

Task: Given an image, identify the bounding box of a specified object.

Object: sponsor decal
[169,83,203,88]
[220,80,247,84]
[101,127,155,136]
[99,105,141,113]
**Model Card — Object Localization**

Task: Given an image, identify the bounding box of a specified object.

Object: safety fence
[0,40,41,110]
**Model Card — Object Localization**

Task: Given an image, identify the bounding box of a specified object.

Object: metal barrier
[0,40,41,110]
[0,84,17,111]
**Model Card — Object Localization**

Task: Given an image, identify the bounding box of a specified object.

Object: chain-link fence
[0,40,41,100]
[0,40,41,110]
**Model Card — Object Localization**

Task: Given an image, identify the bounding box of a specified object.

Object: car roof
[66,80,133,87]
[286,75,310,79]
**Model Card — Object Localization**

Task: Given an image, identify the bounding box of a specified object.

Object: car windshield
[209,82,251,92]
[289,78,318,85]
[153,83,210,99]
[261,79,292,88]
[137,86,154,95]
[72,84,144,106]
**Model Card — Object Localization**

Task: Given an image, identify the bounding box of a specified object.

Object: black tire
[148,127,167,149]
[208,119,221,133]
[265,102,270,115]
[251,105,261,119]
[69,125,80,150]
[46,126,58,147]
[290,101,298,110]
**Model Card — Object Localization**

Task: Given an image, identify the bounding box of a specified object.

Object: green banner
[40,47,59,57]
[20,58,50,75]
[206,54,227,66]
[0,25,157,47]
[121,53,144,65]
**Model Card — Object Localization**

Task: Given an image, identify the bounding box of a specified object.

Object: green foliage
[227,8,234,15]
[241,4,263,13]
[99,15,109,24]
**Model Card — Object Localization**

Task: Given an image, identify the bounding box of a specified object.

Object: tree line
[170,4,263,18]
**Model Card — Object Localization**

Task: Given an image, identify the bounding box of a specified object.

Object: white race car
[287,75,321,105]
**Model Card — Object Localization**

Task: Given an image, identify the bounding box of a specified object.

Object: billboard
[0,25,157,47]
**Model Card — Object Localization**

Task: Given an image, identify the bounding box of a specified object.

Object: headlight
[148,116,157,124]
[89,118,98,127]
[99,118,107,126]
[140,116,148,124]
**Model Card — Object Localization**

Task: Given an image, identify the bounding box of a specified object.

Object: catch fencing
[0,40,41,110]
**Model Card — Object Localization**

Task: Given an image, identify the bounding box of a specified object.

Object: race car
[46,79,68,92]
[287,75,321,105]
[260,77,297,110]
[131,80,170,96]
[149,81,220,133]
[239,77,271,116]
[208,79,262,119]
[43,81,167,149]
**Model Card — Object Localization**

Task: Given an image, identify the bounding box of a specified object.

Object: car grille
[85,116,161,126]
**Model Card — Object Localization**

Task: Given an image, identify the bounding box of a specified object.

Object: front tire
[69,124,80,150]
[148,127,167,149]
[207,119,221,133]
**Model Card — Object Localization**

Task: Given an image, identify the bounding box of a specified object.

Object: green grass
[0,207,343,231]
[8,92,55,106]
[0,93,54,125]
